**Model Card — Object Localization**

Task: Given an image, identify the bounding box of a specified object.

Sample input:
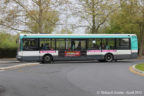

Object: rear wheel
[105,54,113,62]
[43,55,52,63]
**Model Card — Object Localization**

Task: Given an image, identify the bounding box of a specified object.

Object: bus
[16,34,138,63]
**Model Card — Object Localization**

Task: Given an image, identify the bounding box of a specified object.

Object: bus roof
[20,34,137,39]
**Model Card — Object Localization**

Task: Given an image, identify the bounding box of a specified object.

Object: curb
[0,63,39,70]
[129,65,144,76]
[132,64,144,74]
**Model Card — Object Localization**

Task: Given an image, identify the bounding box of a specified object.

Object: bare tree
[73,0,117,33]
[0,0,62,33]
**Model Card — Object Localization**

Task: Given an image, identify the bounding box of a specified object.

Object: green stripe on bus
[20,36,130,39]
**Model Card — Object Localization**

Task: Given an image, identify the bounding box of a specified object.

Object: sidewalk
[0,58,17,61]
[0,58,20,67]
[0,58,39,69]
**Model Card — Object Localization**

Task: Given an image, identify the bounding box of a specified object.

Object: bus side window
[81,40,86,50]
[116,38,130,49]
[88,39,101,50]
[66,39,71,50]
[56,39,65,50]
[77,41,81,50]
[71,40,75,50]
[40,39,48,50]
[107,39,115,50]
[40,39,55,50]
[41,43,50,50]
[23,41,29,50]
[23,39,38,51]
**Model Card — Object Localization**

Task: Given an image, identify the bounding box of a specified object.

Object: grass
[135,63,144,71]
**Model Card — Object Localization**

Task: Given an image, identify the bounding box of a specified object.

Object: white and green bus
[16,34,138,63]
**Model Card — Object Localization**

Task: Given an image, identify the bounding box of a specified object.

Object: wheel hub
[106,54,113,62]
[45,56,50,61]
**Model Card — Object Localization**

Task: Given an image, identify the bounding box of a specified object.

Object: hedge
[0,48,17,58]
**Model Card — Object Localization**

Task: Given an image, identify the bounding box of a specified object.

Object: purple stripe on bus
[88,50,101,52]
[102,50,116,52]
[88,50,116,52]
[40,51,56,53]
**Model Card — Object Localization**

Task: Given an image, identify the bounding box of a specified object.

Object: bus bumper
[16,55,22,61]
[131,53,138,59]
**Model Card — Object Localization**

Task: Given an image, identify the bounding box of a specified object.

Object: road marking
[0,61,20,64]
[129,66,144,76]
[0,63,40,70]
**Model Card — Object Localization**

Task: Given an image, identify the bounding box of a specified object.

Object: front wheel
[43,55,52,63]
[104,54,113,62]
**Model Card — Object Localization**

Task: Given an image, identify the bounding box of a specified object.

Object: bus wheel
[105,54,113,62]
[43,55,52,63]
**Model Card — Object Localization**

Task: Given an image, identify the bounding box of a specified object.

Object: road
[0,59,144,96]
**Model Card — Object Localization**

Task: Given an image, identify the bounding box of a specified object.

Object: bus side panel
[22,51,40,61]
[86,50,104,60]
[16,51,23,61]
[39,50,59,61]
[115,50,131,59]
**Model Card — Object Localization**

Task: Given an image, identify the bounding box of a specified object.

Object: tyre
[104,54,113,62]
[43,55,52,63]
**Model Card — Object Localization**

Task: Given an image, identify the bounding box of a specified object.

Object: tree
[136,0,144,57]
[59,28,72,34]
[0,0,60,33]
[75,0,116,33]
[0,32,17,48]
[25,8,59,33]
[106,0,144,57]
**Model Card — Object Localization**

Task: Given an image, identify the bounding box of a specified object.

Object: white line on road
[0,63,40,70]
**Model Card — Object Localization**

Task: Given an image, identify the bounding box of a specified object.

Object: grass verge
[135,63,144,71]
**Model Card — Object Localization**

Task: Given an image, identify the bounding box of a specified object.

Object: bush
[0,48,17,58]
[0,32,18,58]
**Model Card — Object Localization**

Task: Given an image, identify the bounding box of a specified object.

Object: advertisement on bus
[65,51,80,56]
